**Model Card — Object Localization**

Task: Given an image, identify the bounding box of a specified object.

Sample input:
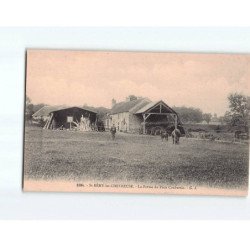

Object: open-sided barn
[33,106,97,130]
[105,97,184,135]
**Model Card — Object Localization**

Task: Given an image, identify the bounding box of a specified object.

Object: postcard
[23,50,249,196]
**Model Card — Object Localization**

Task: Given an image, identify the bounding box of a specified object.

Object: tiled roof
[110,98,151,114]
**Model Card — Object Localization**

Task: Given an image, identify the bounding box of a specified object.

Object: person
[110,124,116,140]
[171,128,181,144]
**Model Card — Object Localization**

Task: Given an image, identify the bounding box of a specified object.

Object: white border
[0,221,250,250]
[0,0,250,26]
[0,27,249,221]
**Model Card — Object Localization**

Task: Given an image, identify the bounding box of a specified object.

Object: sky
[26,50,250,116]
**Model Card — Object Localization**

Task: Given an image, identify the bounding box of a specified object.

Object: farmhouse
[105,97,184,134]
[33,106,97,130]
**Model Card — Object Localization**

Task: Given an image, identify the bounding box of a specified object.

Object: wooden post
[174,114,178,130]
[45,115,52,129]
[47,113,54,129]
[142,113,151,134]
[142,114,146,134]
[43,118,49,129]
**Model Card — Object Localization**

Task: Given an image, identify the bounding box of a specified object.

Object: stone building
[105,96,184,134]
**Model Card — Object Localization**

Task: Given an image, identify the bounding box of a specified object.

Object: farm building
[32,105,65,122]
[32,106,97,130]
[105,97,184,135]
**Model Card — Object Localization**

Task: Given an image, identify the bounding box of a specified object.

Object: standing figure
[110,124,117,140]
[171,128,181,144]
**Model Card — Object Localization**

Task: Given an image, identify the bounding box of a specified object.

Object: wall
[110,112,130,132]
[129,113,143,133]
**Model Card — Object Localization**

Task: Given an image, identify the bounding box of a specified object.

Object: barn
[32,106,97,130]
[32,105,64,122]
[105,97,184,135]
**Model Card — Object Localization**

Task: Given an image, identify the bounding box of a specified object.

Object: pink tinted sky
[26,50,250,116]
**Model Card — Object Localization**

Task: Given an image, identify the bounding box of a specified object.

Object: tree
[26,95,31,107]
[25,95,34,120]
[126,95,137,101]
[228,93,248,118]
[219,112,231,125]
[203,113,212,124]
[33,103,46,113]
[227,93,249,127]
[173,106,203,123]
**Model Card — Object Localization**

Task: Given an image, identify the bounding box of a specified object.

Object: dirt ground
[23,126,249,189]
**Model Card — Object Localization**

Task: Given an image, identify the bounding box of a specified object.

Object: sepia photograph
[23,49,249,196]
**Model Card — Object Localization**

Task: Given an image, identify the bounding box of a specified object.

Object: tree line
[26,93,249,129]
[174,93,249,129]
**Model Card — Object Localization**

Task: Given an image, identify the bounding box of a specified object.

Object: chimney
[111,98,116,108]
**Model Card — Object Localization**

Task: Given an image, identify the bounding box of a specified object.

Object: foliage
[173,106,203,123]
[228,93,249,118]
[33,103,46,113]
[202,113,212,124]
[25,95,34,120]
[224,93,249,129]
[25,95,47,121]
[127,95,138,101]
[82,105,110,121]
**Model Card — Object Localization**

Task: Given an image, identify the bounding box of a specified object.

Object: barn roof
[135,100,177,114]
[32,105,97,117]
[51,106,97,114]
[32,105,65,117]
[110,98,151,114]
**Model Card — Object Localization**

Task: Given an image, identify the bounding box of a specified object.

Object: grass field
[23,126,249,189]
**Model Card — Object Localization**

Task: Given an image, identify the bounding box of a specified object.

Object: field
[24,126,249,189]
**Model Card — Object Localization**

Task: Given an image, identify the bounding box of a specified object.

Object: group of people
[110,124,181,144]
